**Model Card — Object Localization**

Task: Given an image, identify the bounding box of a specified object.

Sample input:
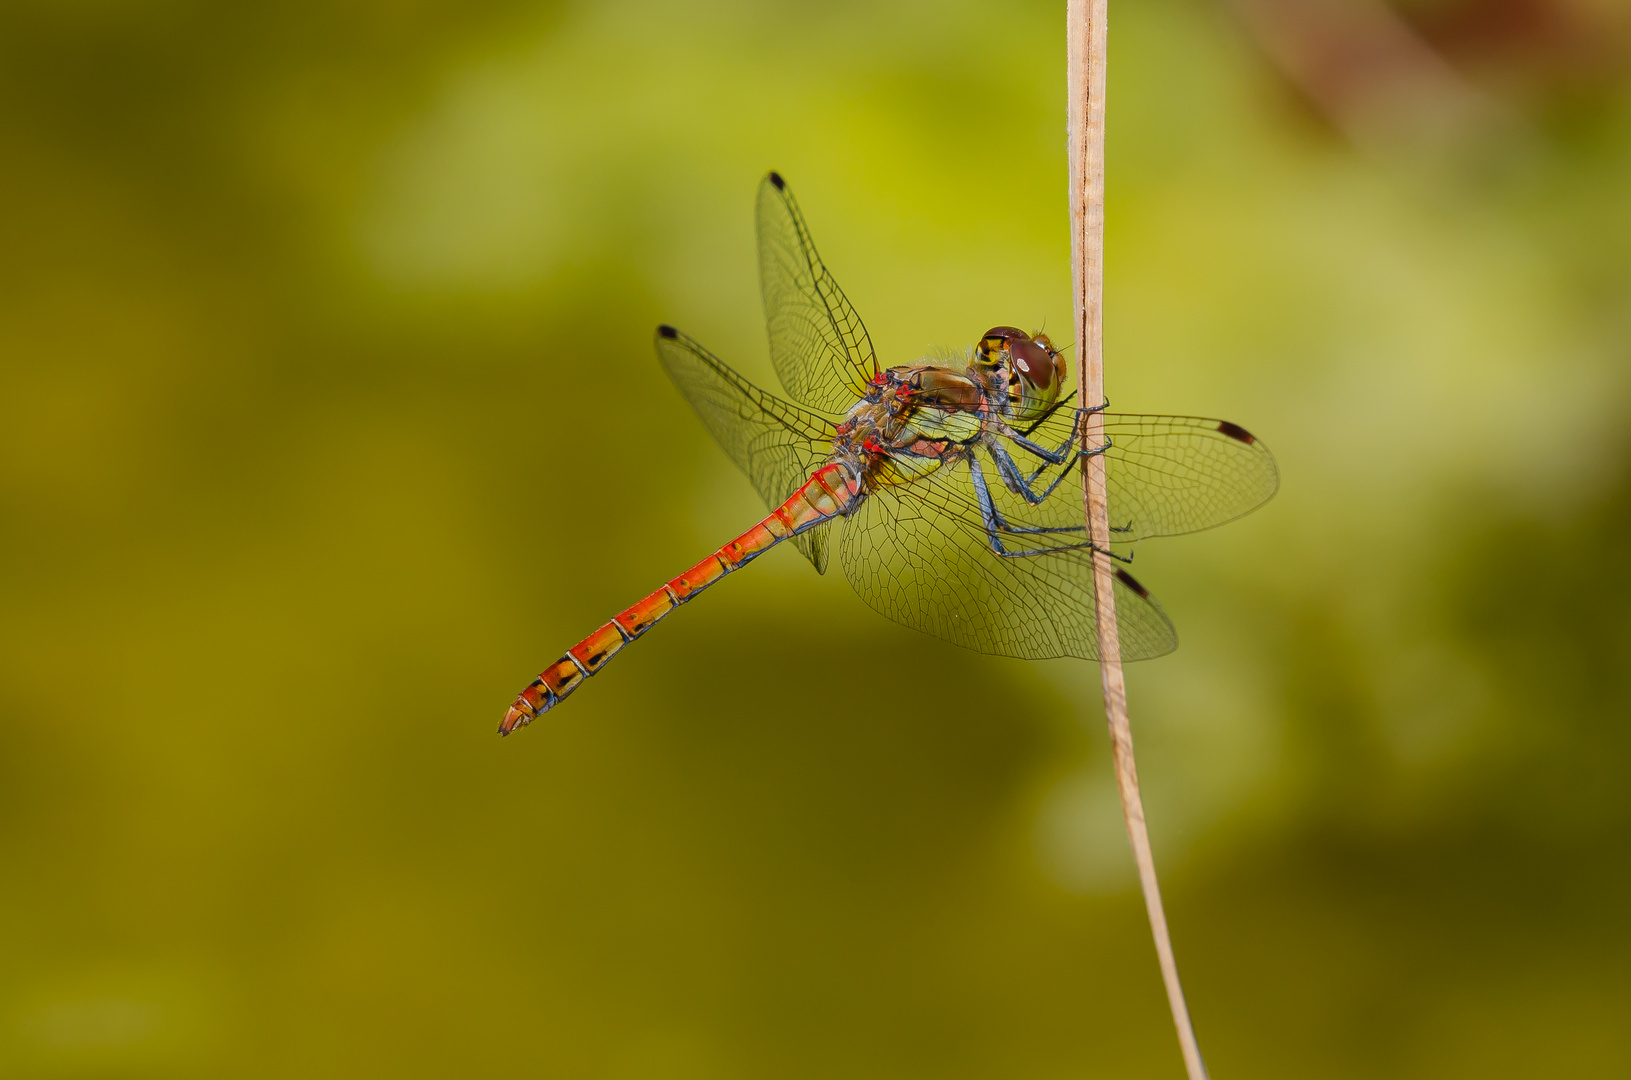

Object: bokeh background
[3,0,1630,1075]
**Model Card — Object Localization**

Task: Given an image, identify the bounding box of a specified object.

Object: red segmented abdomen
[500,463,862,735]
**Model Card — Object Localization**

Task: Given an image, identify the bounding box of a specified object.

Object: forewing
[1017,410,1280,540]
[655,326,838,572]
[837,457,1177,661]
[757,172,879,413]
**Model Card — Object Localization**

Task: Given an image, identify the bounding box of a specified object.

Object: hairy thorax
[832,363,995,491]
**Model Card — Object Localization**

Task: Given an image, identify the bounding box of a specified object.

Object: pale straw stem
[1066,2,1209,1076]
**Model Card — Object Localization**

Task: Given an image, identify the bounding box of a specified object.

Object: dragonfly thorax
[828,366,975,489]
[831,327,1068,489]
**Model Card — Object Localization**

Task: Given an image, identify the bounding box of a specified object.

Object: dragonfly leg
[968,457,1131,561]
[990,437,1136,539]
[990,433,1111,505]
[1007,408,1113,490]
[1003,394,1079,465]
[1009,429,1077,466]
[1019,438,1112,495]
[1016,393,1108,438]
[1018,392,1073,437]
[990,441,1073,505]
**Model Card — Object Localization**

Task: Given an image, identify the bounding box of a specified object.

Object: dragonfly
[500,172,1277,735]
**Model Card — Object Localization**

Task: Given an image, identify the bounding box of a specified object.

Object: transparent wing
[837,454,1177,661]
[654,325,838,572]
[1013,409,1280,540]
[757,172,879,413]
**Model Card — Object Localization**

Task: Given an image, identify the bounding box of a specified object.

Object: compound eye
[1010,337,1058,387]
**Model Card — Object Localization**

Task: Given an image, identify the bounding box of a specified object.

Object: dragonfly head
[975,326,1065,423]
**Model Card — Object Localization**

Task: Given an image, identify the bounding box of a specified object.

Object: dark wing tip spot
[1216,420,1256,444]
[1114,567,1151,599]
[657,324,678,340]
[768,171,785,190]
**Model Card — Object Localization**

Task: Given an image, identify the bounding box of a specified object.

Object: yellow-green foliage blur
[4,0,1629,1076]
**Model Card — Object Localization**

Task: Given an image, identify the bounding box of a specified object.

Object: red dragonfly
[501,173,1277,735]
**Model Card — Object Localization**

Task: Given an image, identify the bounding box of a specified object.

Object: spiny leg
[989,428,1112,505]
[998,437,1134,537]
[1006,404,1134,534]
[991,440,1082,505]
[1003,404,1114,493]
[1016,392,1106,438]
[967,457,1130,561]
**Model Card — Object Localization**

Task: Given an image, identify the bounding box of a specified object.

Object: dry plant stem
[1066,2,1209,1078]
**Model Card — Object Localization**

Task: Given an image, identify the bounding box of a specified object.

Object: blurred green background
[3,0,1630,1076]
